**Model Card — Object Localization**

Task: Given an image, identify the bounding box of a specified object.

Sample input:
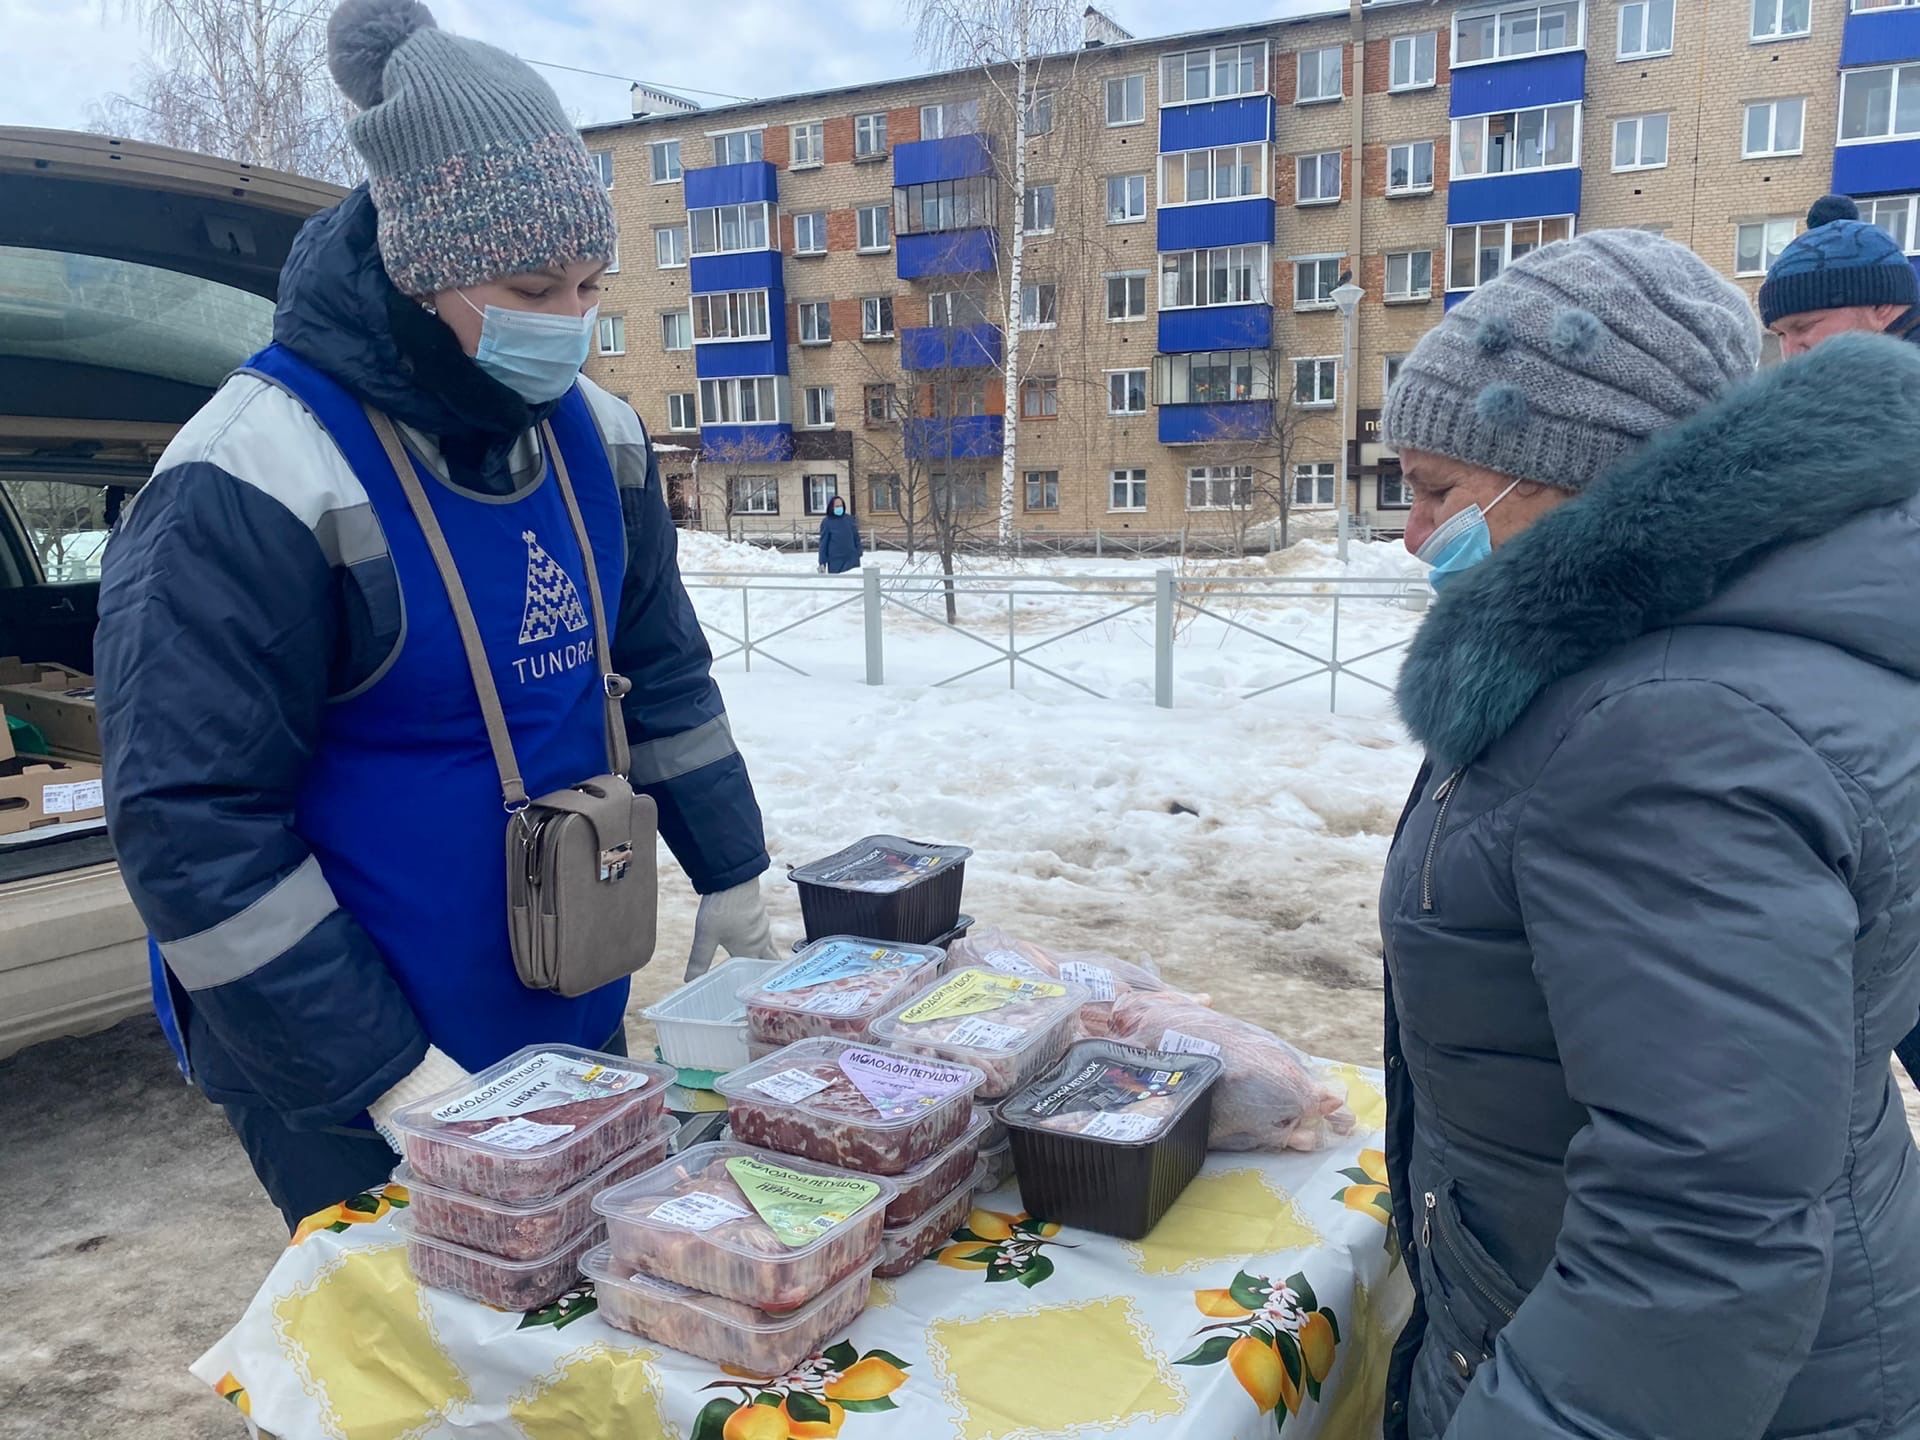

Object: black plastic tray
[998,1040,1223,1240]
[791,914,974,955]
[789,836,971,946]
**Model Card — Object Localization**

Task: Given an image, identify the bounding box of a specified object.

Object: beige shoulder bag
[368,408,659,998]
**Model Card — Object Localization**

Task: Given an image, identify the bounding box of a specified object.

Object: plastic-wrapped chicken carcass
[867,967,1088,1100]
[594,1143,895,1312]
[741,937,943,1048]
[945,925,1203,1037]
[1106,993,1355,1152]
[876,1158,989,1278]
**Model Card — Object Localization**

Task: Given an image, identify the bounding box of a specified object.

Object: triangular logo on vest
[518,530,590,645]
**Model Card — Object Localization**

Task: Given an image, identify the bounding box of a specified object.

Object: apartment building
[580,0,1895,545]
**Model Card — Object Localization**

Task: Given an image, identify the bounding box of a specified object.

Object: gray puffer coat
[1379,333,1920,1440]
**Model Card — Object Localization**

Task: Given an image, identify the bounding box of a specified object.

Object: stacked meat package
[386,1045,677,1310]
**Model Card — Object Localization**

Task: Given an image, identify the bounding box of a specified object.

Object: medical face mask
[832,504,845,516]
[1416,479,1522,592]
[457,291,597,404]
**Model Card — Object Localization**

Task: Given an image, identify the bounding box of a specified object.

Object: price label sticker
[946,1016,1026,1050]
[750,1069,833,1104]
[651,1192,752,1231]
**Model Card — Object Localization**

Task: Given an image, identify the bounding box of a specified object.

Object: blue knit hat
[1758,195,1918,327]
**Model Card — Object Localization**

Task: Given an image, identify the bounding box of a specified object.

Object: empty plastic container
[643,958,783,1074]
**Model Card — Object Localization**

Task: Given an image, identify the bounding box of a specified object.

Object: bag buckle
[599,841,634,882]
[604,673,633,700]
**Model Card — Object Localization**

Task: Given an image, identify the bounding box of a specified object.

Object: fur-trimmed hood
[1397,332,1920,769]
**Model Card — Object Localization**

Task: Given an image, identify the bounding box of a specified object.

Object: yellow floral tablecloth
[194,1064,1409,1440]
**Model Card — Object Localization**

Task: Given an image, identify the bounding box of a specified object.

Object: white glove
[687,878,775,979]
[368,1045,469,1151]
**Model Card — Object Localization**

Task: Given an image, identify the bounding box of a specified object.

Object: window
[1293,357,1338,407]
[1379,472,1414,509]
[790,212,826,256]
[1025,470,1060,510]
[855,112,888,159]
[858,204,891,252]
[1021,375,1059,418]
[1297,151,1342,205]
[730,476,778,516]
[1023,184,1056,235]
[1187,465,1253,511]
[894,176,996,235]
[797,299,832,345]
[1385,249,1433,301]
[1735,217,1797,276]
[869,473,899,511]
[1107,369,1148,415]
[865,383,899,425]
[1387,140,1435,194]
[1391,31,1438,89]
[1295,256,1342,309]
[1162,41,1268,104]
[861,295,894,339]
[660,311,691,351]
[1106,271,1148,320]
[1744,99,1805,157]
[654,225,687,269]
[1453,103,1581,178]
[1161,144,1268,204]
[700,376,786,424]
[790,122,823,168]
[1027,89,1055,136]
[667,392,697,431]
[920,99,981,138]
[1159,245,1270,308]
[1106,173,1148,223]
[1107,73,1146,125]
[1618,0,1674,58]
[1864,193,1920,253]
[932,472,990,511]
[804,475,840,514]
[1110,468,1149,511]
[605,236,620,274]
[928,288,991,327]
[1293,462,1336,508]
[1453,3,1584,66]
[689,202,773,256]
[1153,349,1276,403]
[1613,113,1669,170]
[1446,215,1575,290]
[1297,44,1344,103]
[650,139,681,183]
[713,128,764,166]
[596,313,626,355]
[691,289,770,342]
[1750,0,1810,41]
[1020,280,1058,328]
[1840,64,1920,143]
[1384,353,1408,393]
[801,387,836,429]
[590,149,614,188]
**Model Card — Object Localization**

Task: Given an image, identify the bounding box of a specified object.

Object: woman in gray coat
[1377,229,1920,1439]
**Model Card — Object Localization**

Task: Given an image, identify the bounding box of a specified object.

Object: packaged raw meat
[394,1114,675,1261]
[594,1142,896,1312]
[946,924,1182,1037]
[1000,1040,1223,1240]
[1107,993,1355,1152]
[581,1242,877,1377]
[742,938,944,1048]
[714,1039,984,1176]
[866,966,1088,1100]
[389,1047,675,1204]
[789,836,972,945]
[395,1211,601,1311]
[884,1108,990,1227]
[876,1158,988,1278]
[979,1138,1015,1192]
[643,958,783,1075]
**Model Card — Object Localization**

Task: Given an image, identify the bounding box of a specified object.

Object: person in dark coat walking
[817,495,861,574]
[1377,229,1920,1439]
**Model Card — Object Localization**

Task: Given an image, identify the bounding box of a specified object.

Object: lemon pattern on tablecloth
[506,1341,673,1438]
[1123,1169,1322,1277]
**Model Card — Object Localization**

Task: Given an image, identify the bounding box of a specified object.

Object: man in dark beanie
[1761,193,1920,357]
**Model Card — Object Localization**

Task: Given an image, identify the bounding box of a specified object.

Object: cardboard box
[0,659,98,760]
[0,703,15,766]
[0,755,105,836]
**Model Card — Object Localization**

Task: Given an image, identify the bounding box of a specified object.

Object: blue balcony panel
[1158,96,1274,153]
[1159,401,1272,446]
[1157,304,1272,354]
[693,341,785,380]
[1835,138,1920,197]
[697,423,794,461]
[897,227,998,279]
[1444,290,1471,311]
[901,323,1003,371]
[892,134,994,186]
[1156,197,1275,252]
[690,250,784,296]
[1450,51,1586,118]
[1446,167,1583,225]
[684,160,779,209]
[904,414,1005,461]
[1843,8,1920,67]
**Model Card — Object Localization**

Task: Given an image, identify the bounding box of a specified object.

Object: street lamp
[1330,280,1365,564]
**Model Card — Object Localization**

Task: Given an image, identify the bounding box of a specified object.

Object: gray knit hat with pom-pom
[1383,229,1760,492]
[326,0,615,296]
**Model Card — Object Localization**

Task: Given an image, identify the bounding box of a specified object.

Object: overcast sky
[3,0,1335,136]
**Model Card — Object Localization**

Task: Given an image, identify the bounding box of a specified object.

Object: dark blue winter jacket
[818,509,861,574]
[96,187,769,1128]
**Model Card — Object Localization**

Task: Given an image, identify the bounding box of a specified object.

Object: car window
[0,480,111,583]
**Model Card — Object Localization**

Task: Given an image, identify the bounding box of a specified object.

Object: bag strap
[541,420,632,779]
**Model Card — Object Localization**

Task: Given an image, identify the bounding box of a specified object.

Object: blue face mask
[1416,479,1520,592]
[457,292,596,404]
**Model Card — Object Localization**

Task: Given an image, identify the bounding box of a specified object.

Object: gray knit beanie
[1384,230,1761,492]
[326,0,616,297]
